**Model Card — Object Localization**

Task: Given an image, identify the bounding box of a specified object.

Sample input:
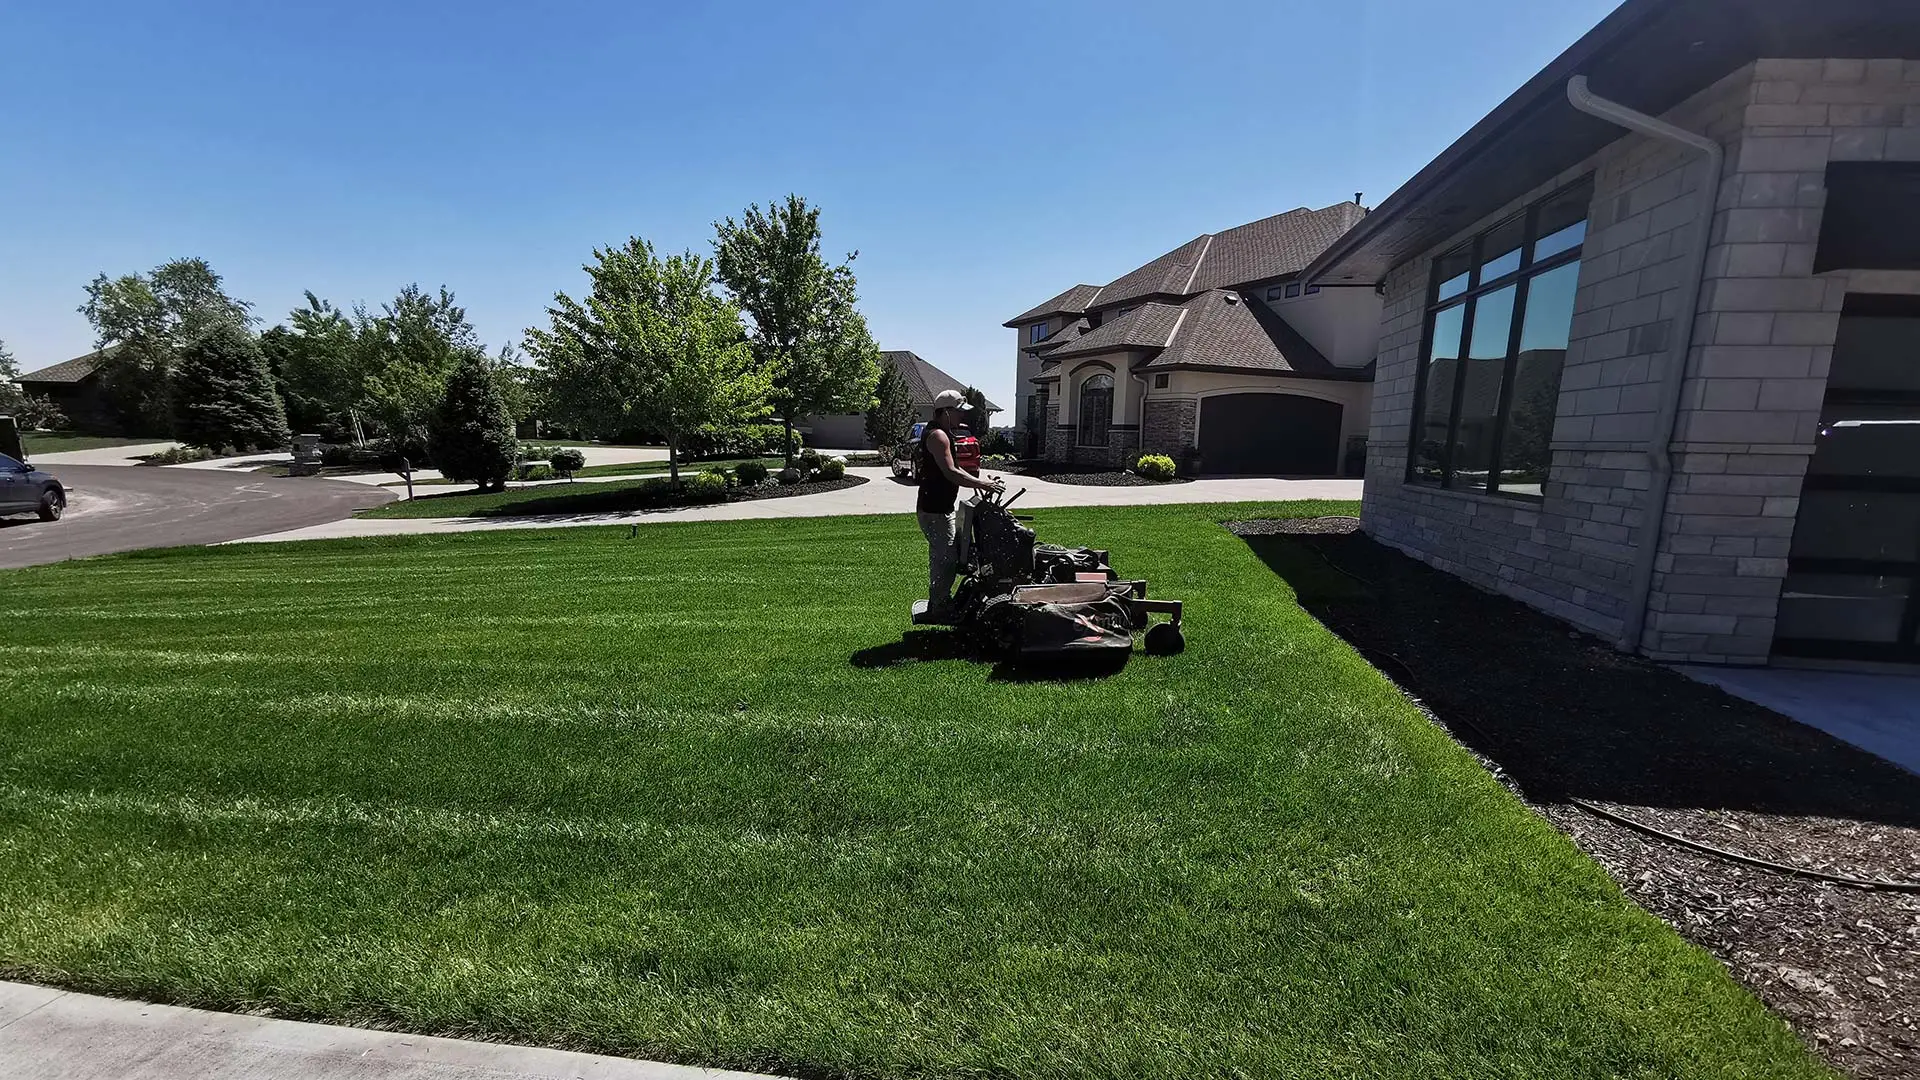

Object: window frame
[1029,322,1048,343]
[1406,178,1593,500]
[1304,284,1321,295]
[1077,372,1115,447]
[1265,285,1284,301]
[1285,282,1302,299]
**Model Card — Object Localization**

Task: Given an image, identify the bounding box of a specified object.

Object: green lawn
[0,504,1825,1080]
[19,432,164,455]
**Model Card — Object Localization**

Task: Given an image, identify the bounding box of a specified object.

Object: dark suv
[0,453,65,521]
[889,422,980,481]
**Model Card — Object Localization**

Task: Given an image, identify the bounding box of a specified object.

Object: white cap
[932,389,966,410]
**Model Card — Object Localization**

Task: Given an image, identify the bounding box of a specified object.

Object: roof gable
[1046,304,1185,361]
[1003,284,1104,327]
[883,350,1000,412]
[18,348,111,385]
[1144,291,1365,380]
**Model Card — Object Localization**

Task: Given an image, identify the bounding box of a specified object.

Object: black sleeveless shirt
[915,431,960,514]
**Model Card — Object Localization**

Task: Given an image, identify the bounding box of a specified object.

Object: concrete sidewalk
[234,468,1364,543]
[1,981,784,1080]
[1678,666,1920,775]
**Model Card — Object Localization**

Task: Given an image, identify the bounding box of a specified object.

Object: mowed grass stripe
[0,503,1827,1079]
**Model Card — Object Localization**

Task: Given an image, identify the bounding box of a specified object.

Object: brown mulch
[1002,462,1193,486]
[1229,517,1920,1079]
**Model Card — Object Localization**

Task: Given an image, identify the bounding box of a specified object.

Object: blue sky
[0,0,1621,410]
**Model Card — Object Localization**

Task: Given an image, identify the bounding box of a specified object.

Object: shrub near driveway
[0,504,1825,1080]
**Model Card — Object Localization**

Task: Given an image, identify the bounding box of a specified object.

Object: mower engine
[913,487,1185,659]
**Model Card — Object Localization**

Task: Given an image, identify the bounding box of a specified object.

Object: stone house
[1005,202,1381,475]
[1305,0,1920,667]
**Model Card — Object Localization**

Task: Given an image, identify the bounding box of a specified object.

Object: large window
[1029,322,1049,343]
[1410,180,1590,498]
[1078,373,1114,447]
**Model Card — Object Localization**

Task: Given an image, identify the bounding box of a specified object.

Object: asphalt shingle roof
[884,350,1000,412]
[1045,304,1185,361]
[1094,236,1212,311]
[18,348,110,385]
[1189,203,1371,292]
[1003,284,1104,327]
[1142,290,1367,380]
[1021,318,1092,354]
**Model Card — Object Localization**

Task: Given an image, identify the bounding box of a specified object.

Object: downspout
[1565,75,1724,655]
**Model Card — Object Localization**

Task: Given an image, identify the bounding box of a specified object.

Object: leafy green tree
[359,284,476,448]
[713,195,881,465]
[260,292,362,436]
[80,258,254,434]
[426,349,517,491]
[0,338,21,415]
[962,386,990,437]
[865,355,914,449]
[525,238,769,489]
[169,322,291,453]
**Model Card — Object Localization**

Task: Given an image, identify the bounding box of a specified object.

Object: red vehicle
[890,422,980,481]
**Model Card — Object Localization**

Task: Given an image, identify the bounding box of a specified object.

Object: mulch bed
[1229,517,1920,1079]
[732,475,867,503]
[1002,462,1192,487]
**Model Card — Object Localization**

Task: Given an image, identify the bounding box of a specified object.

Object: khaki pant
[917,509,958,610]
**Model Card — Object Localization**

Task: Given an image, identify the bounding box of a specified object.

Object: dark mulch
[732,476,867,503]
[1002,462,1192,487]
[1230,517,1920,1079]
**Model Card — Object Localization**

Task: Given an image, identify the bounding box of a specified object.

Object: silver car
[0,453,66,521]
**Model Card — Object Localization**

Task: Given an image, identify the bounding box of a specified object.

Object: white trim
[1179,234,1215,295]
[1160,308,1190,350]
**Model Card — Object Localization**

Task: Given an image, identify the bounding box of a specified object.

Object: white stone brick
[1736,136,1832,173]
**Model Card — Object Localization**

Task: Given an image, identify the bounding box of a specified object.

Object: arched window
[1078,373,1114,447]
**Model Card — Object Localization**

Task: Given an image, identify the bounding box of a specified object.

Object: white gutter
[1565,75,1724,655]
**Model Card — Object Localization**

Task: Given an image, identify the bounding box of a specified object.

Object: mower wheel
[1145,622,1185,656]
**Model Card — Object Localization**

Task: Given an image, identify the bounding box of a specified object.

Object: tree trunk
[782,415,796,468]
[667,431,681,490]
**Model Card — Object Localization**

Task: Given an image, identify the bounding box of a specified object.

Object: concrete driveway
[0,465,394,569]
[237,467,1362,543]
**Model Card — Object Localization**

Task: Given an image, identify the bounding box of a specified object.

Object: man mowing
[916,388,1002,622]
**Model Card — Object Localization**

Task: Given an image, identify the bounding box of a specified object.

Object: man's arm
[927,429,1000,491]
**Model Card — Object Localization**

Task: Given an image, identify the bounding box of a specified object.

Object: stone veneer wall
[1141,397,1198,459]
[1362,58,1920,664]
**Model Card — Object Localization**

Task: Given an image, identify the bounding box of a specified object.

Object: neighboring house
[798,349,1000,449]
[17,348,115,432]
[1005,202,1381,475]
[1305,0,1920,667]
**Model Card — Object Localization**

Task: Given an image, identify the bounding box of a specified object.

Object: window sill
[1402,479,1545,508]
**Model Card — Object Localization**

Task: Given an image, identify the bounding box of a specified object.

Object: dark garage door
[1198,393,1343,475]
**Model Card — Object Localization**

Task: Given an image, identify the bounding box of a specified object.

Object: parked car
[0,453,65,521]
[889,422,981,482]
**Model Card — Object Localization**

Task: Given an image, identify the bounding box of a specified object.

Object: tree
[359,284,477,448]
[170,322,292,453]
[713,195,881,465]
[961,386,990,437]
[524,238,769,489]
[260,292,361,436]
[0,338,21,415]
[80,258,253,434]
[426,349,517,491]
[865,355,913,449]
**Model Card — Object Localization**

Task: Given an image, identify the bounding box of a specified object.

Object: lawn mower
[911,487,1186,659]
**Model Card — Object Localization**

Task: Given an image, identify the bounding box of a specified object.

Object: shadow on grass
[1244,530,1920,827]
[395,476,869,518]
[852,629,1130,683]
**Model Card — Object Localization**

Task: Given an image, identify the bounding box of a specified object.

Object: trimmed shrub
[138,445,216,466]
[982,453,1019,468]
[701,466,734,488]
[1134,453,1177,482]
[816,457,846,480]
[777,467,802,485]
[735,460,770,487]
[682,423,798,461]
[519,464,555,483]
[797,447,825,476]
[685,470,730,503]
[548,447,586,478]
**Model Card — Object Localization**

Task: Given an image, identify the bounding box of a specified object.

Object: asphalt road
[0,465,395,569]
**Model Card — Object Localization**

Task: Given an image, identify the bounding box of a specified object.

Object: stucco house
[1006,202,1381,475]
[1306,0,1920,668]
[799,350,999,450]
